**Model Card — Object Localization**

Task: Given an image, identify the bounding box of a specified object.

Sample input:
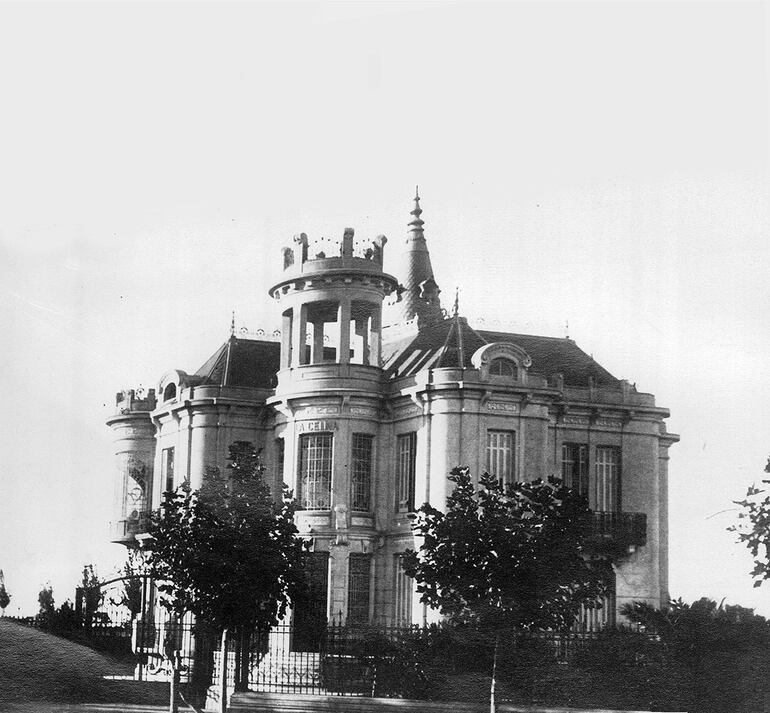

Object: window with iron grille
[595,446,621,512]
[298,433,333,509]
[347,553,371,624]
[292,552,329,650]
[394,555,412,626]
[161,447,175,493]
[576,570,616,632]
[561,443,589,498]
[351,434,373,511]
[396,433,416,512]
[486,430,514,483]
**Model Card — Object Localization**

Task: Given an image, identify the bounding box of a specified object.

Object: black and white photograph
[0,2,768,712]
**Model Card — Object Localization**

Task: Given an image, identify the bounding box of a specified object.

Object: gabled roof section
[382,320,620,387]
[195,337,280,389]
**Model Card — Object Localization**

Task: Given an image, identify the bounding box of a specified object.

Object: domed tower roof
[386,188,443,329]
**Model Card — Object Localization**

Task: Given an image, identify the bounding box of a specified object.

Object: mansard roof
[195,336,280,389]
[382,318,620,387]
[193,322,618,391]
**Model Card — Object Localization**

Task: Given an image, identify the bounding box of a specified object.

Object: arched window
[489,357,517,378]
[163,383,177,402]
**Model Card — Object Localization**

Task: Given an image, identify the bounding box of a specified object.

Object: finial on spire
[409,186,424,236]
[453,287,460,318]
[230,310,236,336]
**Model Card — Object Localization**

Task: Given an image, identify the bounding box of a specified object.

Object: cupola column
[281,310,292,369]
[292,304,309,367]
[355,317,370,365]
[311,319,325,363]
[369,307,382,366]
[338,297,352,365]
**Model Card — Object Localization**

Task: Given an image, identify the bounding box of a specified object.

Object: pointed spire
[384,188,444,329]
[454,287,465,367]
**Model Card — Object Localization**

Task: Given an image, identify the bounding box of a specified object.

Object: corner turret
[106,388,157,546]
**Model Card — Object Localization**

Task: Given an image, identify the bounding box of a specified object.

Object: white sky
[0,0,768,617]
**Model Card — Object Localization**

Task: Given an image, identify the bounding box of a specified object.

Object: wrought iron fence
[7,611,625,698]
[243,623,606,696]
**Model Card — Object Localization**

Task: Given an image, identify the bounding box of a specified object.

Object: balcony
[585,511,647,556]
[110,513,151,545]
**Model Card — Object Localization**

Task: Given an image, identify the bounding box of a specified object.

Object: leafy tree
[145,441,307,711]
[619,597,770,713]
[728,472,770,586]
[37,584,55,629]
[55,599,79,634]
[80,564,103,628]
[403,467,609,631]
[0,570,10,615]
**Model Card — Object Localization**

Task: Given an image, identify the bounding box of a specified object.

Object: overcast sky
[0,1,768,616]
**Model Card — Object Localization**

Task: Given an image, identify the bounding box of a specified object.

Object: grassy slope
[0,620,167,707]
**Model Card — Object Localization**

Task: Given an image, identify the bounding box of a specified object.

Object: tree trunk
[190,621,215,706]
[219,628,228,713]
[233,627,242,693]
[490,632,499,713]
[235,627,251,692]
[169,656,179,713]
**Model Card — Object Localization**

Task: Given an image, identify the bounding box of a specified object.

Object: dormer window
[471,342,532,384]
[489,357,518,379]
[163,383,177,402]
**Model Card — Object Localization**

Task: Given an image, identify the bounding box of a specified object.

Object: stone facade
[107,194,678,629]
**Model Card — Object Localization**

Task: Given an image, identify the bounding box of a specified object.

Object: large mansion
[107,193,678,633]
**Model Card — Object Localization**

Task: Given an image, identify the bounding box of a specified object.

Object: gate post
[218,628,228,713]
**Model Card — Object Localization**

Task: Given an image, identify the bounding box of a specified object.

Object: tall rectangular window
[396,433,417,512]
[275,438,285,483]
[347,554,371,625]
[292,552,329,652]
[595,446,621,512]
[394,555,412,626]
[486,431,514,483]
[561,443,589,498]
[351,434,373,512]
[161,447,175,493]
[298,434,333,509]
[576,572,616,632]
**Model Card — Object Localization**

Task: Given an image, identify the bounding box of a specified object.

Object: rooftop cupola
[268,227,399,372]
[385,188,443,329]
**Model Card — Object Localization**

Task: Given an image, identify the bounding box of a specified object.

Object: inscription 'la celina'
[297,420,338,432]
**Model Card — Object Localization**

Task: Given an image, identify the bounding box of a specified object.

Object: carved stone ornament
[472,342,533,369]
[333,503,349,545]
[471,342,532,376]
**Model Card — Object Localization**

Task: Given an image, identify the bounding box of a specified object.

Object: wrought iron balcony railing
[110,513,151,544]
[586,511,647,555]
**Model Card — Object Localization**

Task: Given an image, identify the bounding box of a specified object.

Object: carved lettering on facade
[350,407,376,417]
[563,416,590,426]
[301,406,340,416]
[486,401,519,413]
[596,418,623,429]
[296,420,338,432]
[395,406,421,418]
